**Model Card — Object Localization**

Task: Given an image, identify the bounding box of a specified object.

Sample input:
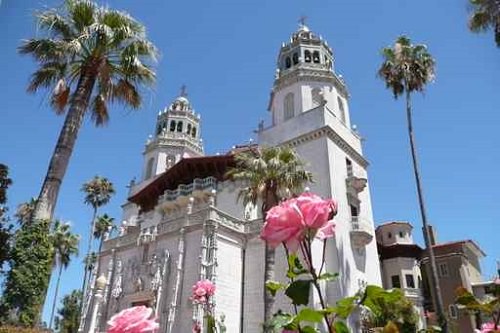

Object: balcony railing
[160,177,217,203]
[350,216,374,248]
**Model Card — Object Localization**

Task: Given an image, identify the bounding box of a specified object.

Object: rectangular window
[391,275,401,288]
[439,263,449,277]
[449,305,458,319]
[405,274,415,288]
[350,204,358,219]
[346,158,353,177]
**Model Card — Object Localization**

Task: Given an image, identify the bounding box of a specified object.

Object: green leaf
[285,279,312,306]
[287,253,308,278]
[268,312,295,330]
[335,296,357,319]
[266,280,286,297]
[296,308,324,323]
[333,321,349,333]
[300,326,319,333]
[318,272,339,281]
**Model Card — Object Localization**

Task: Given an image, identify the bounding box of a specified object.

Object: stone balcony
[157,177,217,210]
[350,216,374,248]
[345,175,367,196]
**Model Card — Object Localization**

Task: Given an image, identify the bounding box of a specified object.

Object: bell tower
[259,22,382,303]
[142,86,204,180]
[268,21,350,127]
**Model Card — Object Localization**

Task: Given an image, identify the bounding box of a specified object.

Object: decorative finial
[180,84,188,97]
[298,15,308,27]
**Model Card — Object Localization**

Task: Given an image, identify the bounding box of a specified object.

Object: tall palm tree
[94,213,115,253]
[378,36,447,332]
[227,146,312,330]
[468,0,500,47]
[49,220,79,330]
[15,198,37,226]
[81,176,114,298]
[19,0,157,224]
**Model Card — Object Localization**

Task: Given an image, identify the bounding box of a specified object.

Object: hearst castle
[79,23,434,333]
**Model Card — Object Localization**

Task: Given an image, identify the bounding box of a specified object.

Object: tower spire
[180,84,188,97]
[298,15,308,27]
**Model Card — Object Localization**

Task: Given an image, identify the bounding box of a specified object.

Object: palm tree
[227,146,312,330]
[94,213,115,253]
[81,176,114,299]
[14,198,37,226]
[378,36,447,332]
[19,0,157,224]
[468,0,500,47]
[49,220,79,330]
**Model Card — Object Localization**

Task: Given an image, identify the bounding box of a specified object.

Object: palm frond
[90,94,109,126]
[67,0,96,32]
[27,62,66,93]
[112,78,141,108]
[51,79,71,114]
[37,10,75,40]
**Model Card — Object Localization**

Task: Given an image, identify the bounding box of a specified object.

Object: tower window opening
[388,232,392,239]
[311,88,322,107]
[156,125,162,135]
[292,52,299,65]
[285,56,291,69]
[187,123,192,135]
[192,127,197,138]
[350,204,359,219]
[337,96,346,124]
[304,50,311,63]
[313,51,320,63]
[177,121,183,132]
[284,93,295,120]
[170,120,176,132]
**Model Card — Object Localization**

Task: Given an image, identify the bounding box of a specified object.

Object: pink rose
[261,192,337,251]
[261,199,305,251]
[191,279,216,304]
[295,193,337,229]
[107,306,158,333]
[482,322,500,333]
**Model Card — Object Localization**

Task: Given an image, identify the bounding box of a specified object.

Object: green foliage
[93,213,114,241]
[54,290,82,333]
[52,220,79,269]
[81,176,115,210]
[378,35,435,98]
[360,286,418,333]
[19,0,158,123]
[455,285,500,327]
[285,280,312,306]
[227,146,313,211]
[0,164,13,272]
[468,0,500,47]
[0,218,54,327]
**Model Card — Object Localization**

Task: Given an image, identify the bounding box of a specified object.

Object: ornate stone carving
[111,258,123,299]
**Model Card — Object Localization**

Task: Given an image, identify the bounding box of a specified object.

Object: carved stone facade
[81,23,382,333]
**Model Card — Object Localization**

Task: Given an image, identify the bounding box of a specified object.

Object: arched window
[337,97,346,124]
[169,120,176,132]
[313,51,320,63]
[284,93,295,120]
[156,125,162,135]
[312,88,322,107]
[145,158,154,179]
[285,56,291,69]
[187,123,192,135]
[292,52,299,65]
[191,127,197,138]
[177,121,183,132]
[304,50,312,63]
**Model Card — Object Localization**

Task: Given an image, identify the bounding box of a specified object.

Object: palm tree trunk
[82,207,98,298]
[32,66,98,223]
[262,190,279,332]
[49,265,63,329]
[405,90,448,332]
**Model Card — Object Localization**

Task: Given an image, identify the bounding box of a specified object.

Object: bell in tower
[142,85,204,181]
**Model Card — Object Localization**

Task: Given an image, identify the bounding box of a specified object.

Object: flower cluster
[106,306,158,333]
[481,322,500,333]
[261,192,337,251]
[191,279,216,304]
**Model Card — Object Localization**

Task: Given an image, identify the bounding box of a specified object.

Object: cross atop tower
[298,15,308,27]
[180,84,188,97]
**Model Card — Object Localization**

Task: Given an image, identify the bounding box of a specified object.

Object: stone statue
[119,220,127,236]
[111,259,123,299]
[134,276,144,292]
[217,314,227,333]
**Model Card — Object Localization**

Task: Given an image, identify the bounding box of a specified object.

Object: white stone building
[80,23,381,333]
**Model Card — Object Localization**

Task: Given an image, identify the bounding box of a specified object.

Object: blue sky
[1,0,499,323]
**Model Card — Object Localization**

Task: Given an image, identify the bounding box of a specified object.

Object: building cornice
[281,125,369,168]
